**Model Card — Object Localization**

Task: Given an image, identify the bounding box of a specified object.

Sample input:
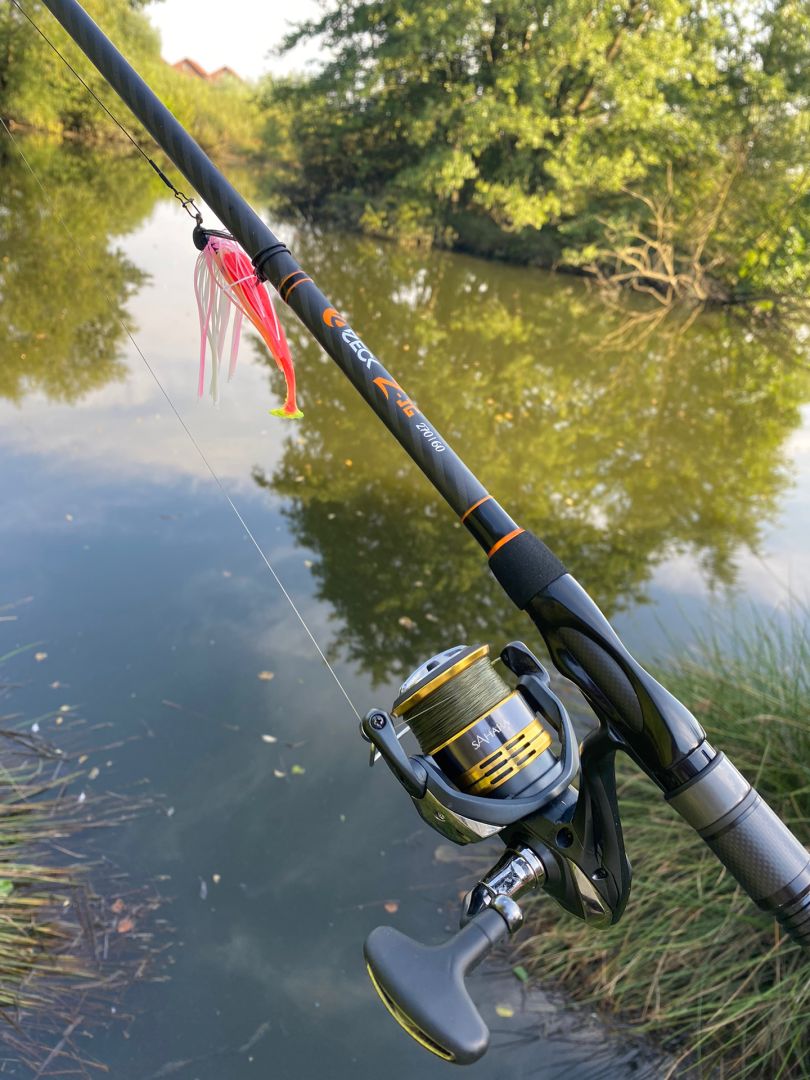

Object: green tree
[267,0,810,306]
[0,0,261,154]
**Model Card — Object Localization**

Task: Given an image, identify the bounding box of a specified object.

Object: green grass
[519,610,810,1078]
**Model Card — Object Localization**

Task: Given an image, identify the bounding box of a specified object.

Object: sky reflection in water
[1,141,809,1077]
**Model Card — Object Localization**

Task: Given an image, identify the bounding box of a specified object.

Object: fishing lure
[192,225,302,418]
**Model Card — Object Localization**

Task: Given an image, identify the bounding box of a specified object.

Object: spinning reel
[361,640,630,1064]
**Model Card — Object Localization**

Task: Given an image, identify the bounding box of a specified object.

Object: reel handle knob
[364,897,520,1064]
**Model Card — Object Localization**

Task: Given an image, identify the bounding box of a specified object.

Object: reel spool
[393,644,558,800]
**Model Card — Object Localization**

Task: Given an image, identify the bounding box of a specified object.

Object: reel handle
[364,898,520,1064]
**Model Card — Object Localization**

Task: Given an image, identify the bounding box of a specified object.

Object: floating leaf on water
[425,613,439,623]
[116,916,135,934]
[512,965,529,984]
[261,734,277,744]
[151,1057,198,1077]
[78,754,88,764]
[398,616,416,630]
[88,766,100,780]
[238,1020,271,1055]
[59,704,71,712]
[212,874,221,885]
[273,769,286,778]
[304,559,313,568]
[383,900,399,914]
[166,806,176,817]
[344,459,353,467]
[290,764,306,776]
[49,680,62,688]
[34,652,47,662]
[495,1003,514,1018]
[257,671,275,681]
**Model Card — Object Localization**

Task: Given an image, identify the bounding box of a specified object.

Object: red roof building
[171,59,243,83]
[210,66,242,83]
[172,58,209,80]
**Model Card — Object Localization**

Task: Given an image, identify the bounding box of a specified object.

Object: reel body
[361,640,630,1063]
[362,642,581,843]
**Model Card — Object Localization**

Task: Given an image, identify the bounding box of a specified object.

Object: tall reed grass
[519,612,810,1078]
[0,661,168,1074]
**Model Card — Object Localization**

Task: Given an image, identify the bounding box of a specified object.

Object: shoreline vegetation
[519,614,810,1079]
[0,0,260,156]
[3,2,808,315]
[260,1,810,314]
[0,643,171,1075]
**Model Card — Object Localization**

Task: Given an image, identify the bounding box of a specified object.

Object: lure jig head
[192,224,302,418]
[361,641,630,1064]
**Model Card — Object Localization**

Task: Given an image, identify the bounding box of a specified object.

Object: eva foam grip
[488,529,566,608]
[668,754,810,946]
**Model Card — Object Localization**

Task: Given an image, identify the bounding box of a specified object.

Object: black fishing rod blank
[37,0,810,1065]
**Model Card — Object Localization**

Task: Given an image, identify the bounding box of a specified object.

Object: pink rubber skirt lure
[192,226,302,418]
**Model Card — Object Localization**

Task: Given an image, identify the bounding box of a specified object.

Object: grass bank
[518,613,810,1078]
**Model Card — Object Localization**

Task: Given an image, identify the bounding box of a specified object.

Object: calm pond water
[2,140,809,1078]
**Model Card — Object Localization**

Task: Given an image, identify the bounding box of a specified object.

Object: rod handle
[668,753,810,946]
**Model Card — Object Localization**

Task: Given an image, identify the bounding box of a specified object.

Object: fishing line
[1,116,361,722]
[8,0,203,221]
[404,654,509,754]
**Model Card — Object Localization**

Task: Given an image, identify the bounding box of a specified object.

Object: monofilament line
[1,118,360,722]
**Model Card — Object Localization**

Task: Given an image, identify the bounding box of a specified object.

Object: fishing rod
[36,0,810,1064]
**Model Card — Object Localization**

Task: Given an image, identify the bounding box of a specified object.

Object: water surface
[1,141,809,1078]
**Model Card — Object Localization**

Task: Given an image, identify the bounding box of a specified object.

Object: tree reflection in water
[0,138,162,404]
[252,230,810,684]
